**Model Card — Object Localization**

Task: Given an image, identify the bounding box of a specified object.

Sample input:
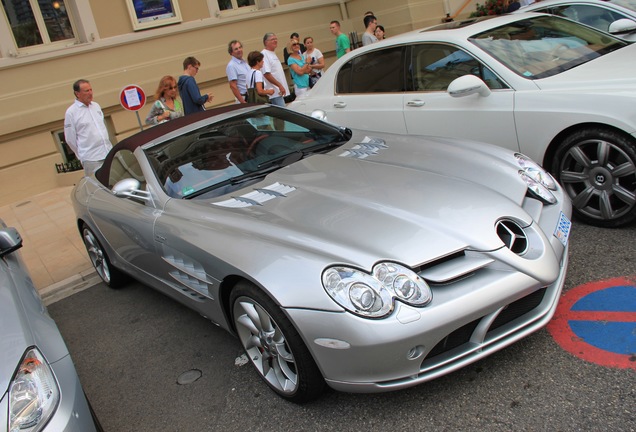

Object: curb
[41,268,102,305]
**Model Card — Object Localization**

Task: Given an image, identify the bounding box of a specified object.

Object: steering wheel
[246,134,269,156]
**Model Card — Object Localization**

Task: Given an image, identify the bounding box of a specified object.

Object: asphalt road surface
[48,220,636,432]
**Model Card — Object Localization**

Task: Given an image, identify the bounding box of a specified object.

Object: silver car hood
[536,43,636,90]
[200,140,532,269]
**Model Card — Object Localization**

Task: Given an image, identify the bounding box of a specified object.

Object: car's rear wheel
[81,224,126,288]
[231,281,325,403]
[551,128,636,228]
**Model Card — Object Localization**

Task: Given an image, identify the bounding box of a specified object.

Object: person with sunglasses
[145,75,184,125]
[287,39,312,99]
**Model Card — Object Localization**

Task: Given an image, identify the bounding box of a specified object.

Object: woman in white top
[302,36,325,88]
[247,51,275,99]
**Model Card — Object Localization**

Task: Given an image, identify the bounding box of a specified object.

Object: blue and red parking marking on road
[548,276,636,369]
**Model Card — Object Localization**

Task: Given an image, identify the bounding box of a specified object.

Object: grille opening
[423,288,547,362]
[426,318,480,359]
[488,288,547,332]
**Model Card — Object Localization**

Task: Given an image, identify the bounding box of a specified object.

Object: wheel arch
[542,122,636,170]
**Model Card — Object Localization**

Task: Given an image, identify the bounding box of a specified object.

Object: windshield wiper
[184,164,282,199]
[257,150,304,169]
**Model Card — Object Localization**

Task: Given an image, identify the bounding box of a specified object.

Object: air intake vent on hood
[213,182,296,208]
[496,219,529,255]
[339,136,388,159]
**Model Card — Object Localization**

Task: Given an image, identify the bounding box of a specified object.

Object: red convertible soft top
[95,104,253,187]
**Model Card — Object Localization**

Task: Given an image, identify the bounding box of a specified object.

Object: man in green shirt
[330,20,350,58]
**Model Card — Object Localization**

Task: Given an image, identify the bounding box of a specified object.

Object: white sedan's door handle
[333,101,347,108]
[406,100,425,107]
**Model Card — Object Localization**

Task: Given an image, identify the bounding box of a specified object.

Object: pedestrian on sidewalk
[178,56,213,115]
[64,79,113,176]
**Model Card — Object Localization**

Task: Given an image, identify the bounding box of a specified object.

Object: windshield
[144,107,350,199]
[470,16,627,79]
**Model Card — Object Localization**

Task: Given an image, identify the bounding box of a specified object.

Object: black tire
[81,224,127,288]
[230,281,325,403]
[551,128,636,228]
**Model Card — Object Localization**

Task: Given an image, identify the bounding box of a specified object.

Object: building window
[217,0,256,12]
[53,129,83,173]
[53,129,77,163]
[1,0,76,50]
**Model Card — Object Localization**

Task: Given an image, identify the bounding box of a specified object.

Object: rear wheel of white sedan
[231,281,325,403]
[81,224,126,288]
[552,128,636,228]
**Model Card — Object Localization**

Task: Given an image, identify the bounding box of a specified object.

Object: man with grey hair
[64,79,113,176]
[226,39,251,103]
[261,32,289,107]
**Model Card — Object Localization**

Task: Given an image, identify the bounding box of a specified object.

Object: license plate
[554,211,571,247]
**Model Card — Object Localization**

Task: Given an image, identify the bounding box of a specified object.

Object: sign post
[119,85,146,132]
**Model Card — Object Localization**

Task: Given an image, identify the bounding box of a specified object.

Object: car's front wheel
[231,281,325,403]
[552,128,636,228]
[81,224,126,288]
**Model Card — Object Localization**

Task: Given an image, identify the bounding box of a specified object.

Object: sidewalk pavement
[0,186,100,304]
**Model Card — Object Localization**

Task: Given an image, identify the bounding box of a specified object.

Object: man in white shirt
[64,79,113,176]
[226,40,251,104]
[261,32,290,107]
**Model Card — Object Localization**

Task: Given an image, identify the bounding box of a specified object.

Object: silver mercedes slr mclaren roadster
[72,104,571,402]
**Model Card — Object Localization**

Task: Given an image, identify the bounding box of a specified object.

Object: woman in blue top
[286,39,311,100]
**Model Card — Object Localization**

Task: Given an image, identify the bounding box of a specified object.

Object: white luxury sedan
[290,14,636,228]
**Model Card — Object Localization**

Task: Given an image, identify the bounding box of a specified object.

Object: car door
[87,149,168,279]
[402,43,520,152]
[329,45,409,134]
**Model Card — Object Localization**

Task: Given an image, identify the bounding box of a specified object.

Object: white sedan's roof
[519,0,636,15]
[335,13,552,60]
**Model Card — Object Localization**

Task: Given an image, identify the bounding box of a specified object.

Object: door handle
[333,101,347,108]
[406,100,425,107]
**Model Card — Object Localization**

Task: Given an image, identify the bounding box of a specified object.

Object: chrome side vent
[213,182,296,208]
[340,136,388,159]
[496,219,528,255]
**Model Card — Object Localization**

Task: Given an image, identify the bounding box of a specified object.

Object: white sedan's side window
[410,44,508,91]
[336,47,405,94]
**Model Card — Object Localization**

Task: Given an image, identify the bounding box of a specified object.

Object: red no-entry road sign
[548,276,636,369]
[120,85,146,111]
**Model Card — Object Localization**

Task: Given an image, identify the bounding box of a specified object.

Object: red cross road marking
[547,276,636,369]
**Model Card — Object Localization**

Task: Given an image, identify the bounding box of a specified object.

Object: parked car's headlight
[322,262,432,318]
[515,154,557,204]
[515,154,557,190]
[9,348,60,432]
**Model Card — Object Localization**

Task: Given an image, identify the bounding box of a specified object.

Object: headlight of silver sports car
[9,347,60,432]
[515,153,557,204]
[322,262,432,318]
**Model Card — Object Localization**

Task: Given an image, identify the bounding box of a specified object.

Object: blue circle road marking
[547,276,636,369]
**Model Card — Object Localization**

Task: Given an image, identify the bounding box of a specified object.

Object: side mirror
[112,178,151,203]
[608,18,636,35]
[447,75,491,98]
[0,226,23,258]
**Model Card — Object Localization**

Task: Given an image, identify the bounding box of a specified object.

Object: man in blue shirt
[226,40,251,104]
